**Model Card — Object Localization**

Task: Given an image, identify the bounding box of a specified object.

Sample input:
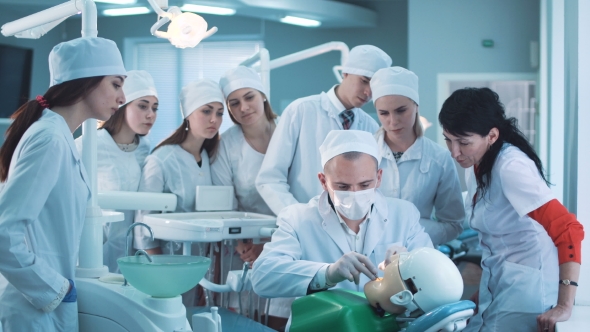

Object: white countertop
[555,305,590,331]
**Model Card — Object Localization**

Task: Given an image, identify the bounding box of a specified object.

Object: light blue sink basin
[117,255,211,298]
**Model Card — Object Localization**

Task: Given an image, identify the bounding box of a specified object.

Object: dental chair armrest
[404,300,475,332]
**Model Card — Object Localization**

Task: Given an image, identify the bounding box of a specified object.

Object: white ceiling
[0,0,379,28]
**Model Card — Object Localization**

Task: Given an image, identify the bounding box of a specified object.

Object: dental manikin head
[364,247,463,315]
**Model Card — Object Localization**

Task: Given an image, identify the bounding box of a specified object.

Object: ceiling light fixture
[94,0,137,4]
[180,4,236,16]
[103,7,150,16]
[280,15,321,27]
[147,0,218,48]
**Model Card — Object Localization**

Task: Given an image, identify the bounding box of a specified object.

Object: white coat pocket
[482,260,544,331]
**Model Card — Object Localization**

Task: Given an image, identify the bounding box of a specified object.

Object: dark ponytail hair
[0,76,105,181]
[438,87,549,205]
[153,119,220,162]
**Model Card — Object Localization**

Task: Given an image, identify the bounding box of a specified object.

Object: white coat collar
[318,190,388,256]
[324,85,358,123]
[375,129,430,172]
[43,109,82,162]
[43,109,91,193]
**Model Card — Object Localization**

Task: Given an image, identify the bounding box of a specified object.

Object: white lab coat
[256,86,380,215]
[75,129,150,273]
[135,144,211,249]
[251,190,433,299]
[211,122,279,315]
[0,110,91,332]
[211,123,274,216]
[375,130,464,245]
[464,144,558,332]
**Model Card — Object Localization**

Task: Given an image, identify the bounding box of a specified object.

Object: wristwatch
[559,279,578,286]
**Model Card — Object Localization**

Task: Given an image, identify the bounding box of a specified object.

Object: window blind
[133,40,263,150]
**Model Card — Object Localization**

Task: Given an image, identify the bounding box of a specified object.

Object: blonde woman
[370,67,464,246]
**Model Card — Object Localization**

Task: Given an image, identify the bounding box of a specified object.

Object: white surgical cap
[179,79,225,119]
[122,70,158,106]
[219,66,266,99]
[371,66,419,105]
[49,37,126,87]
[341,45,392,78]
[319,130,381,168]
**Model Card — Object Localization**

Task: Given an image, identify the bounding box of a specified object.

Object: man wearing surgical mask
[251,130,433,325]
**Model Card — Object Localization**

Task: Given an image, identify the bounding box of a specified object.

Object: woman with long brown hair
[212,66,282,322]
[134,79,224,254]
[0,37,126,332]
[75,70,158,273]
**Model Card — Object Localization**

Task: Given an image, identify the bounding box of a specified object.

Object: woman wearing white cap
[370,67,464,246]
[215,66,277,253]
[214,66,281,323]
[0,37,126,331]
[75,70,158,273]
[135,79,224,306]
[135,78,224,252]
[256,45,392,217]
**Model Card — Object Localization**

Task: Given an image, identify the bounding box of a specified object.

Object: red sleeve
[528,199,584,264]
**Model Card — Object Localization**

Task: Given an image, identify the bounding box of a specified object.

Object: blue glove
[62,279,77,303]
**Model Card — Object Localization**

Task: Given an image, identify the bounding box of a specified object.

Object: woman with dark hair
[75,70,158,273]
[0,37,126,331]
[439,87,584,332]
[134,79,224,307]
[370,67,464,246]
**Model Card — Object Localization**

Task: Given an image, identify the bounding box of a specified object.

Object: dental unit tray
[142,211,277,242]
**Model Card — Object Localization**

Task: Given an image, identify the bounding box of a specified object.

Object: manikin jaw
[364,254,409,314]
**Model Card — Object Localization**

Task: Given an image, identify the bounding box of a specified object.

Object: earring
[263,99,267,102]
[185,121,189,131]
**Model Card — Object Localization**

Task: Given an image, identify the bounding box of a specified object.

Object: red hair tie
[36,95,50,109]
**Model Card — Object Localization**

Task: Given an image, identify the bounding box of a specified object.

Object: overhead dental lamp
[147,0,218,49]
[1,0,217,49]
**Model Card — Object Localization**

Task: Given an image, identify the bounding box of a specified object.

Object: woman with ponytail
[439,87,584,332]
[0,37,126,332]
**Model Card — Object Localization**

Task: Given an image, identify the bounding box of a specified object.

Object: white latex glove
[326,252,379,285]
[378,245,408,270]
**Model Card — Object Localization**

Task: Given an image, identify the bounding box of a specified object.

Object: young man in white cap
[251,130,432,318]
[371,67,464,246]
[75,70,159,273]
[0,36,127,332]
[256,45,392,216]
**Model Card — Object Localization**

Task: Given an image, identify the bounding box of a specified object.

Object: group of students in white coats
[0,34,584,332]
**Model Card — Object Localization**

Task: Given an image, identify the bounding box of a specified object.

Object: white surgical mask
[332,187,376,220]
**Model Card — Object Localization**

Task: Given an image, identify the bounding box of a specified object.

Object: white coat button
[384,219,387,222]
[316,283,320,288]
[199,172,203,176]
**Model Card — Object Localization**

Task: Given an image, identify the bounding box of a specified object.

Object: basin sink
[117,255,211,298]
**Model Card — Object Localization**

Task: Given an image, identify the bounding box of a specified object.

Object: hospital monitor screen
[0,44,33,118]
